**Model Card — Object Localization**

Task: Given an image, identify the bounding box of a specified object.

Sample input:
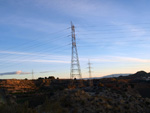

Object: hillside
[0,71,150,113]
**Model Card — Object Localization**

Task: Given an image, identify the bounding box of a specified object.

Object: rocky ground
[0,86,150,113]
[37,86,150,113]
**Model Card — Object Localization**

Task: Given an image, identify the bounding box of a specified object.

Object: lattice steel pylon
[70,22,82,79]
[88,59,93,86]
[32,70,34,80]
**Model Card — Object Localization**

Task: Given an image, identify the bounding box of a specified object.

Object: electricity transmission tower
[70,22,82,79]
[32,70,34,80]
[88,59,93,86]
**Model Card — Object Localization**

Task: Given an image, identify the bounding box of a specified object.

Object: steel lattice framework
[70,22,82,79]
[88,59,93,86]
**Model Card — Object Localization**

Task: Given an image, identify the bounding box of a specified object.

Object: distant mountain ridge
[90,71,150,80]
[83,73,131,80]
[100,73,132,78]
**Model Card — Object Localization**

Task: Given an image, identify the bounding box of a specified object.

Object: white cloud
[0,50,70,64]
[0,50,35,55]
[0,16,69,34]
[35,0,130,19]
[111,56,150,63]
[81,56,150,63]
[0,58,70,64]
[0,71,30,76]
[111,22,147,38]
[125,25,146,37]
[24,59,70,63]
[0,50,70,59]
[1,50,150,64]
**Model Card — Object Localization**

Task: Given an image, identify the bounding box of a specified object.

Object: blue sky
[1,0,150,79]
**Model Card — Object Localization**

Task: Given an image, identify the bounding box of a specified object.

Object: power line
[76,22,150,28]
[1,28,69,51]
[0,34,70,58]
[0,41,71,63]
[0,33,70,61]
[0,43,71,69]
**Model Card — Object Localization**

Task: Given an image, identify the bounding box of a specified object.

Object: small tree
[48,76,55,79]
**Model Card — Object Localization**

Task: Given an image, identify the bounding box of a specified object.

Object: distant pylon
[32,70,34,80]
[88,59,93,86]
[70,22,82,79]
